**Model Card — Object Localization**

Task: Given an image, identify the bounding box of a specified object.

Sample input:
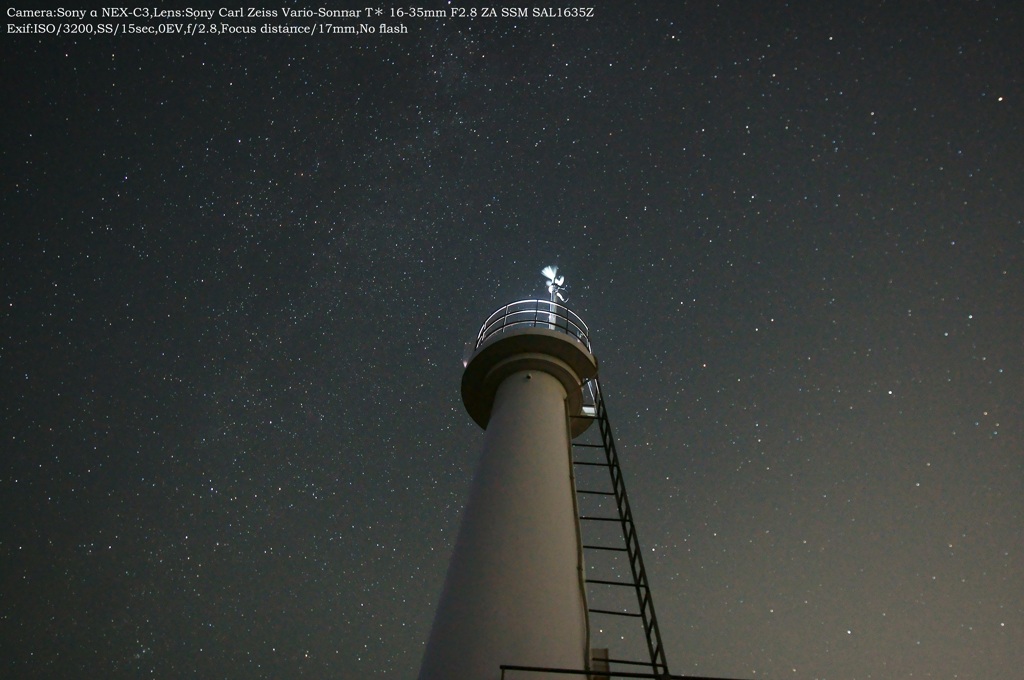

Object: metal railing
[500,664,732,679]
[474,299,591,351]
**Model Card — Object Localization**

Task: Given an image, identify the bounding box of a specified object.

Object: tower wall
[419,323,597,680]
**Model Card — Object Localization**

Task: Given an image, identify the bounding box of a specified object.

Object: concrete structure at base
[418,301,598,680]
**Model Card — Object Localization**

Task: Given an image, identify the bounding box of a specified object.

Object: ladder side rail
[592,378,671,675]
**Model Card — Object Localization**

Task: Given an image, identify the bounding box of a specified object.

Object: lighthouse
[418,268,598,680]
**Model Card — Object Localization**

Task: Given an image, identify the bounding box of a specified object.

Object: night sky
[2,2,1021,678]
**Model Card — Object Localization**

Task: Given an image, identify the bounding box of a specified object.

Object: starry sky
[2,2,1021,678]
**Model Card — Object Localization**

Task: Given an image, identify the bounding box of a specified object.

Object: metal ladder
[572,377,670,677]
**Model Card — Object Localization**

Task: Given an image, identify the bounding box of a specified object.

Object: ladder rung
[586,578,636,587]
[579,516,621,522]
[576,489,614,495]
[588,608,642,618]
[573,461,610,467]
[582,544,628,552]
[600,657,661,667]
[572,443,605,448]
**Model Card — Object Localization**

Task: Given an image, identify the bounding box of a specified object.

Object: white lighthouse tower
[418,267,598,680]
